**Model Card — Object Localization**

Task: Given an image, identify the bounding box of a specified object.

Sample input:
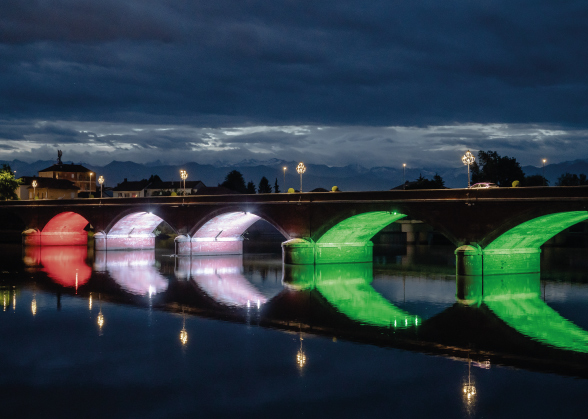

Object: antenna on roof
[57,150,62,165]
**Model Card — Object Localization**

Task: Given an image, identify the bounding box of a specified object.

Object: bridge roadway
[1,186,587,275]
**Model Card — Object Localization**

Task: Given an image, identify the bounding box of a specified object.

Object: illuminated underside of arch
[480,211,588,275]
[23,211,90,246]
[283,211,407,264]
[177,212,263,256]
[96,212,167,251]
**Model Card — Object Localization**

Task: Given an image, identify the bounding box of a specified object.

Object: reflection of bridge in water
[18,248,588,378]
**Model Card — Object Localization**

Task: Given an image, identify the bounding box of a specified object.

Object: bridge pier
[22,228,88,246]
[455,245,541,277]
[282,239,373,264]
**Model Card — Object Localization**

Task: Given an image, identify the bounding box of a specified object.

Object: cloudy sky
[1,0,588,168]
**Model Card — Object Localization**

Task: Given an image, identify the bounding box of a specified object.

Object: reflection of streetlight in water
[180,309,188,346]
[31,294,37,316]
[97,294,104,331]
[463,356,477,408]
[296,335,306,369]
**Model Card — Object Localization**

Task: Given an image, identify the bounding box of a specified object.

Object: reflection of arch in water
[178,255,272,308]
[283,263,419,328]
[459,273,588,353]
[283,211,407,264]
[458,212,588,276]
[24,246,91,288]
[96,212,173,251]
[23,212,90,246]
[94,250,168,296]
[177,212,281,256]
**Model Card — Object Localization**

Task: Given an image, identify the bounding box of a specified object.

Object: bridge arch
[96,211,177,251]
[23,211,91,246]
[177,208,290,256]
[457,211,588,276]
[284,211,407,264]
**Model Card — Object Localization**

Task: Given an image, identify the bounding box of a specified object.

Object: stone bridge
[1,186,587,275]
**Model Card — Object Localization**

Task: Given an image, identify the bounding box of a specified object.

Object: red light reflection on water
[24,246,91,288]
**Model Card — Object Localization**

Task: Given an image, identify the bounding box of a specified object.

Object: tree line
[220,170,280,194]
[404,150,588,189]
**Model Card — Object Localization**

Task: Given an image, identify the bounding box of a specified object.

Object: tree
[221,170,247,193]
[0,164,21,200]
[521,174,549,186]
[148,174,162,183]
[470,150,524,187]
[555,173,588,186]
[404,173,445,190]
[258,176,272,194]
[274,178,280,193]
[246,181,256,194]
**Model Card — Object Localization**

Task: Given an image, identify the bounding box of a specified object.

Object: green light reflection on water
[462,273,588,353]
[284,263,419,328]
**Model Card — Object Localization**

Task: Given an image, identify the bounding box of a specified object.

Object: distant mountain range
[3,158,588,191]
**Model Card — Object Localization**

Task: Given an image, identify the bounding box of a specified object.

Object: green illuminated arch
[314,264,419,328]
[486,211,588,250]
[317,211,407,244]
[485,295,588,353]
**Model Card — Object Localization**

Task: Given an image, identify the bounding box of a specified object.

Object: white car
[469,182,499,189]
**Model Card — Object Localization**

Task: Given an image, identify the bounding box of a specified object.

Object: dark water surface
[2,244,588,418]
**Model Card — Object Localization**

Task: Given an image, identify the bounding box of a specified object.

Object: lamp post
[98,176,104,198]
[542,159,546,186]
[180,170,188,195]
[462,150,475,187]
[283,166,287,190]
[296,162,306,192]
[31,180,37,200]
[402,163,406,189]
[89,172,93,194]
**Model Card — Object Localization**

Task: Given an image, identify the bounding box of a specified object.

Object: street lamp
[402,163,406,190]
[31,180,37,200]
[462,150,475,187]
[296,162,306,192]
[180,170,188,196]
[98,176,104,198]
[283,166,287,190]
[89,172,93,193]
[542,159,546,186]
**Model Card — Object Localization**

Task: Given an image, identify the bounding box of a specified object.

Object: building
[146,180,205,197]
[16,176,79,200]
[38,163,96,194]
[112,179,151,198]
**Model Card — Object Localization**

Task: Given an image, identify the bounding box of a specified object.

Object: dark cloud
[1,1,588,168]
[1,0,588,127]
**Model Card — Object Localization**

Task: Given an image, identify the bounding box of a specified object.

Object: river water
[1,243,588,418]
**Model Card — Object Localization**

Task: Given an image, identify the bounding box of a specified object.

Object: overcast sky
[2,0,588,168]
